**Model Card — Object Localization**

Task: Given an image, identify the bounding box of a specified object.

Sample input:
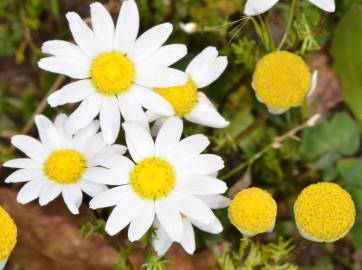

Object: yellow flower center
[90,52,135,96]
[253,51,311,110]
[154,79,199,116]
[294,182,355,242]
[130,158,175,200]
[228,187,277,236]
[43,150,86,184]
[0,207,17,260]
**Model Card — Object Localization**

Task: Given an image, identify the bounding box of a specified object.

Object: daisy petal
[186,47,218,76]
[65,93,102,135]
[128,23,173,62]
[4,169,43,183]
[3,158,40,169]
[114,0,139,53]
[91,153,134,175]
[178,176,227,195]
[191,56,228,88]
[35,115,61,150]
[168,134,209,163]
[155,199,183,241]
[99,96,120,144]
[62,185,83,214]
[38,56,89,79]
[73,120,100,151]
[17,180,45,204]
[98,144,127,155]
[54,113,68,129]
[90,185,131,209]
[244,0,279,16]
[118,94,148,128]
[139,44,187,68]
[132,86,173,116]
[155,117,183,158]
[11,135,48,162]
[179,154,224,175]
[82,133,107,159]
[47,80,94,107]
[136,67,187,88]
[199,195,231,209]
[83,167,126,185]
[308,0,335,12]
[123,122,154,162]
[308,70,318,97]
[192,217,223,234]
[186,102,229,128]
[41,40,89,62]
[128,201,155,242]
[105,195,141,236]
[153,219,173,256]
[180,218,196,255]
[90,2,115,51]
[66,12,101,58]
[39,182,62,206]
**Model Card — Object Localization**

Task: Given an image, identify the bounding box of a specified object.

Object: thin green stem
[278,0,297,50]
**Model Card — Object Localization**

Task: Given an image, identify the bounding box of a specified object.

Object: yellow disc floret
[294,182,355,242]
[0,207,17,260]
[154,79,199,116]
[228,187,277,236]
[44,150,86,184]
[90,52,135,96]
[130,158,175,200]
[252,51,311,110]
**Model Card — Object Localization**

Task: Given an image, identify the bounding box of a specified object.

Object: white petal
[152,219,173,256]
[90,185,131,209]
[0,258,7,270]
[17,180,45,204]
[123,121,155,162]
[198,92,216,108]
[178,154,224,175]
[3,158,40,169]
[39,182,62,206]
[244,0,279,16]
[65,12,101,58]
[65,93,102,135]
[139,44,187,68]
[41,40,89,62]
[54,113,68,129]
[135,67,187,88]
[186,47,218,76]
[267,107,288,115]
[180,218,196,254]
[11,135,48,162]
[191,56,228,88]
[128,202,155,242]
[47,80,94,107]
[118,94,149,128]
[90,2,115,51]
[199,195,231,209]
[73,120,100,151]
[171,192,216,224]
[132,86,173,116]
[38,56,89,79]
[113,0,139,53]
[155,117,183,158]
[308,0,335,12]
[128,23,173,63]
[155,199,183,241]
[98,144,127,155]
[105,195,141,236]
[83,167,126,186]
[308,70,318,97]
[186,102,229,128]
[35,115,61,150]
[168,134,209,164]
[4,169,43,183]
[79,180,108,198]
[177,176,227,195]
[151,118,166,137]
[91,153,135,175]
[62,185,83,214]
[100,96,120,144]
[82,133,107,159]
[191,217,222,234]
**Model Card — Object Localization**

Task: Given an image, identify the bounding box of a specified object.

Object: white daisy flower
[38,1,188,144]
[89,117,227,243]
[152,194,230,255]
[244,0,335,16]
[4,114,126,214]
[148,47,229,134]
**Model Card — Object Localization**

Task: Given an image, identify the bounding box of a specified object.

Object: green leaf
[337,158,362,187]
[352,224,362,251]
[331,4,362,131]
[301,113,360,159]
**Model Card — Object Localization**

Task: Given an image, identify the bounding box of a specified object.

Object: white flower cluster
[4,0,230,256]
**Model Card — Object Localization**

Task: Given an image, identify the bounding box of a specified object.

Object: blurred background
[0,0,362,269]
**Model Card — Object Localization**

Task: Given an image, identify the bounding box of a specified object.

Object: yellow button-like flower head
[0,207,17,261]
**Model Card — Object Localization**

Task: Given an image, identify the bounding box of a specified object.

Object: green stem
[277,0,296,50]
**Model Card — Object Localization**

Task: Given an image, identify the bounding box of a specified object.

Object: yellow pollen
[294,182,355,242]
[154,79,199,116]
[90,52,135,96]
[0,207,17,260]
[228,187,277,236]
[253,51,311,110]
[130,158,175,200]
[44,150,86,184]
